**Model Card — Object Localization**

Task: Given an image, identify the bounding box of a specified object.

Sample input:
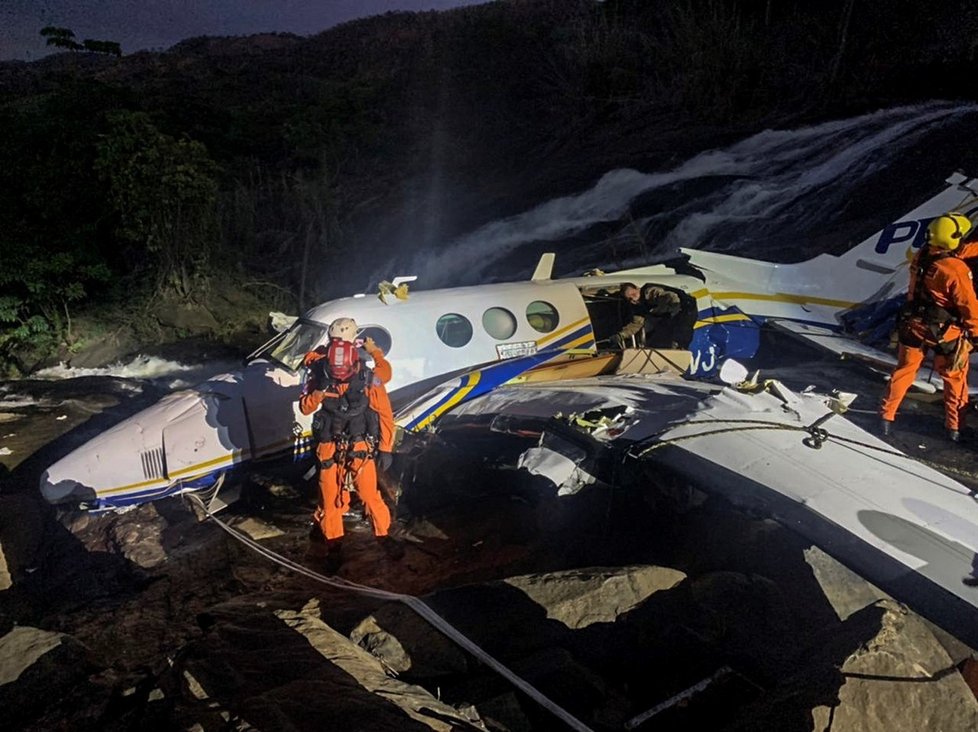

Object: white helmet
[327,317,358,343]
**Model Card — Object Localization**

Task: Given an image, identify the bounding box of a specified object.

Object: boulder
[0,493,48,586]
[107,504,169,568]
[0,546,9,591]
[155,303,219,335]
[0,626,103,729]
[179,597,485,731]
[231,516,284,541]
[504,565,686,629]
[808,600,978,731]
[66,331,139,369]
[351,603,469,678]
[277,600,484,729]
[477,692,533,732]
[804,545,891,621]
[726,599,978,731]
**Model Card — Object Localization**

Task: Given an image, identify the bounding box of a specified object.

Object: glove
[377,451,393,472]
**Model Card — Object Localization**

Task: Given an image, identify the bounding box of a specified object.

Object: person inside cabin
[299,317,403,571]
[612,282,693,350]
[880,213,978,442]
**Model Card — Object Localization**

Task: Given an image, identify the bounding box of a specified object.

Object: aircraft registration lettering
[688,344,717,375]
[497,341,538,360]
[874,219,929,255]
[875,205,978,255]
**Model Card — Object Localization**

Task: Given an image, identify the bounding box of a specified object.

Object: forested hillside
[1,0,976,375]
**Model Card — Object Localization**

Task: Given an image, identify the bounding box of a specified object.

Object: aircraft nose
[39,453,99,506]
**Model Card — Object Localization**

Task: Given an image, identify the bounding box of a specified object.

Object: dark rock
[725,600,978,731]
[173,597,486,731]
[66,331,140,370]
[0,493,47,588]
[154,303,219,335]
[351,603,469,678]
[0,626,105,730]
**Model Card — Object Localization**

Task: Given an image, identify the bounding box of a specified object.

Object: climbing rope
[628,415,869,459]
[186,494,595,732]
[627,414,978,495]
[632,415,918,460]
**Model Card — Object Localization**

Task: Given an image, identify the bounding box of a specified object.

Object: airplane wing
[395,348,690,432]
[432,369,978,650]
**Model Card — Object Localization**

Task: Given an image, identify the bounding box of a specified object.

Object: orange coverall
[880,247,978,430]
[299,345,395,541]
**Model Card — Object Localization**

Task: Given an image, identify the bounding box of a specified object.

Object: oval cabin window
[526,301,559,333]
[435,313,474,348]
[358,326,392,356]
[482,307,517,340]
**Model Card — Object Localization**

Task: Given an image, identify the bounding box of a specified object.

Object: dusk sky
[0,1,488,61]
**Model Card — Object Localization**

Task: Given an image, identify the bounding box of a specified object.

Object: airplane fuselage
[38,172,978,509]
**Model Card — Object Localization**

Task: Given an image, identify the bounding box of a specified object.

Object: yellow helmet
[327,317,358,342]
[926,213,973,251]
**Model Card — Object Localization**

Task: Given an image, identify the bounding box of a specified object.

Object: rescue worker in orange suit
[880,213,978,441]
[299,317,404,570]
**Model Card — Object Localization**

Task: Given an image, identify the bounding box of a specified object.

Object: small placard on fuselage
[497,341,538,360]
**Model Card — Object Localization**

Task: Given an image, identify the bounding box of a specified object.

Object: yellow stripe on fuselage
[99,430,309,498]
[694,313,754,328]
[414,370,483,432]
[689,287,855,312]
[710,291,855,309]
[537,316,589,347]
[100,450,248,496]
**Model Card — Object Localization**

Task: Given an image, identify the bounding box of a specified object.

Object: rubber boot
[948,429,961,443]
[325,538,344,573]
[309,523,326,544]
[879,419,893,436]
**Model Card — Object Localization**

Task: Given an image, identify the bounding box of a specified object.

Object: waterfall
[406,102,978,288]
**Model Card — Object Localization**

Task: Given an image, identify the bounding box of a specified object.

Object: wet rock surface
[2,355,978,730]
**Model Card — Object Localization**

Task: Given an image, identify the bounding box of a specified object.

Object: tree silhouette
[40,26,82,51]
[39,27,122,56]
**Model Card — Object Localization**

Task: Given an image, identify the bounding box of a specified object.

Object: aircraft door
[241,361,306,461]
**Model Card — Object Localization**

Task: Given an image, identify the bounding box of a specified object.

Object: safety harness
[311,365,381,461]
[897,249,960,353]
[304,348,384,509]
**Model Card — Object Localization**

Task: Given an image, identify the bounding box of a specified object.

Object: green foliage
[0,80,132,370]
[0,295,53,370]
[95,111,220,296]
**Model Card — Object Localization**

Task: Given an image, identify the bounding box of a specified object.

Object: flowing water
[399,101,978,288]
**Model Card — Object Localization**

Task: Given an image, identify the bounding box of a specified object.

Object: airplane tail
[683,172,978,318]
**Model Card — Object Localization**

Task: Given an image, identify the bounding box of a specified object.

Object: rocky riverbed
[2,347,978,731]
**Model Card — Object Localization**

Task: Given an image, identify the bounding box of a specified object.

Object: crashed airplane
[39,171,978,645]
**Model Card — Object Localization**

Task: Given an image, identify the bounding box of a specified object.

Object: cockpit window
[526,301,559,333]
[267,321,327,370]
[436,313,473,348]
